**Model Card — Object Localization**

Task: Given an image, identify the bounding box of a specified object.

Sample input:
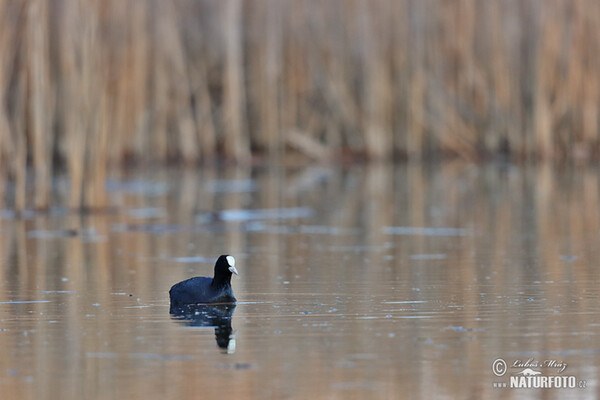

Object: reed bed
[0,0,599,210]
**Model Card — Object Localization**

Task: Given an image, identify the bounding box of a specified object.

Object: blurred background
[1,0,599,210]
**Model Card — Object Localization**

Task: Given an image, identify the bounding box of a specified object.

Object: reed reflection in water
[0,163,599,399]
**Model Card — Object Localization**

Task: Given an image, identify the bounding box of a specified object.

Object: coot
[169,255,238,306]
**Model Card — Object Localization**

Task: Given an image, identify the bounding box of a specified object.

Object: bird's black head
[213,255,238,286]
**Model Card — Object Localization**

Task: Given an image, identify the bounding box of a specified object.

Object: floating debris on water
[27,228,102,240]
[27,229,79,239]
[40,290,75,294]
[206,207,313,222]
[112,223,188,234]
[215,363,254,370]
[166,256,214,263]
[297,225,355,235]
[86,352,195,361]
[329,245,391,252]
[130,353,196,361]
[331,381,383,391]
[0,301,51,304]
[410,254,447,260]
[383,226,469,237]
[382,301,427,304]
[106,180,169,196]
[560,255,578,261]
[127,207,166,219]
[205,179,257,193]
[86,352,118,358]
[443,325,485,332]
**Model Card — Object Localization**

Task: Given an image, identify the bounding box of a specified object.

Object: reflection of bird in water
[170,303,236,353]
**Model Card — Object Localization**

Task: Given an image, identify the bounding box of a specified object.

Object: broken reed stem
[222,0,251,163]
[1,0,600,210]
[27,0,52,210]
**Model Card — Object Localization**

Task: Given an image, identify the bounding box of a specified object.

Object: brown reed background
[1,0,599,210]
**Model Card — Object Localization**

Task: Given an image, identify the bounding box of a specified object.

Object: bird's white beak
[226,255,238,275]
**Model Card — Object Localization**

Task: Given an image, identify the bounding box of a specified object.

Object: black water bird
[169,255,238,306]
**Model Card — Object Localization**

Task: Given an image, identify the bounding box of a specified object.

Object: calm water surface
[1,164,599,399]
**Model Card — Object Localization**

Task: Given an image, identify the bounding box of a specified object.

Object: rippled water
[1,164,599,399]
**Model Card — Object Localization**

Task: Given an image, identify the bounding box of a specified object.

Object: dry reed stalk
[27,0,53,210]
[160,1,198,164]
[533,7,554,160]
[102,0,147,164]
[59,1,84,209]
[59,0,105,210]
[87,92,108,209]
[406,73,425,160]
[6,4,28,212]
[487,2,517,153]
[188,10,219,164]
[404,0,429,160]
[262,0,282,160]
[128,1,151,162]
[284,3,326,161]
[189,58,217,163]
[149,1,169,162]
[286,128,331,161]
[0,4,14,207]
[222,0,250,163]
[0,3,22,209]
[577,1,600,159]
[279,0,308,146]
[358,0,393,160]
[12,70,27,212]
[318,1,358,155]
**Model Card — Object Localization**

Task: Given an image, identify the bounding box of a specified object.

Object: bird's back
[169,276,235,305]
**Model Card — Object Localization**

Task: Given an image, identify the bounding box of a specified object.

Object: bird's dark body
[169,255,238,306]
[169,276,236,306]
